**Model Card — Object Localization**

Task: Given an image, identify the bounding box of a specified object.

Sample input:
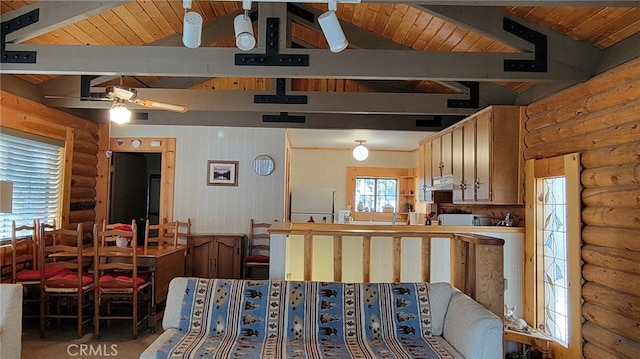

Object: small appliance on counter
[438,213,492,226]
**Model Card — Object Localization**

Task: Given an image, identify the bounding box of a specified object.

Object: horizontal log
[583,342,623,359]
[73,138,99,155]
[523,120,640,160]
[72,151,98,167]
[582,322,640,359]
[582,186,640,207]
[68,209,96,224]
[582,302,640,342]
[582,244,640,274]
[582,140,640,168]
[581,163,640,188]
[583,226,640,252]
[525,57,640,117]
[69,200,96,211]
[525,98,640,147]
[72,162,97,178]
[71,175,96,188]
[582,207,640,229]
[1,106,68,141]
[583,264,640,297]
[70,186,96,200]
[0,90,99,133]
[74,128,98,144]
[583,282,640,321]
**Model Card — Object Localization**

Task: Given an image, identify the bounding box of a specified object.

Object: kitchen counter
[268,221,525,235]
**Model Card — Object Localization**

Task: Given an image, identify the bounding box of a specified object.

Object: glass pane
[354,177,397,213]
[541,176,568,345]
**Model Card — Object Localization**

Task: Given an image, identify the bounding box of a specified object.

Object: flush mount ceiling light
[319,0,348,52]
[110,98,131,124]
[352,140,368,161]
[234,0,256,51]
[182,0,203,48]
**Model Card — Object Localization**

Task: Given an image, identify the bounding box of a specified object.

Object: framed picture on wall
[207,160,238,186]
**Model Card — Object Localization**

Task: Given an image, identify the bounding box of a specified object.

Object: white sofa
[0,284,23,359]
[142,278,503,359]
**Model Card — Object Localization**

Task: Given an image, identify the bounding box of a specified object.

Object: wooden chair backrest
[166,218,191,245]
[11,220,37,282]
[247,219,272,257]
[144,219,177,251]
[93,222,140,289]
[101,220,136,246]
[40,223,85,287]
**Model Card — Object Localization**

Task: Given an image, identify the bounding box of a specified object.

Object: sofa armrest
[0,284,23,359]
[443,289,503,359]
[162,277,190,330]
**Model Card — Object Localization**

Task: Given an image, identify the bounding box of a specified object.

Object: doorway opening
[109,152,162,243]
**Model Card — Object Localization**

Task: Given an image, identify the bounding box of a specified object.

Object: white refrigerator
[290,187,335,223]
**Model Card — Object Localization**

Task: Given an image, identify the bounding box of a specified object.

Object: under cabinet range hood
[427,176,454,191]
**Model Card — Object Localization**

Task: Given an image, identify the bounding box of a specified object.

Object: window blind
[0,131,62,239]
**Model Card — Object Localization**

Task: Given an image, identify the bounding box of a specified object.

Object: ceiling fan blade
[133,99,188,113]
[44,95,110,101]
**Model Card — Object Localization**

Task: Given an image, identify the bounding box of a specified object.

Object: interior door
[110,153,147,224]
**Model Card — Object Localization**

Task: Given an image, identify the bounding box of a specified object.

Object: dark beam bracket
[80,75,107,99]
[255,78,307,104]
[1,8,39,63]
[263,112,306,123]
[235,17,309,67]
[503,17,547,72]
[415,116,443,128]
[447,81,479,108]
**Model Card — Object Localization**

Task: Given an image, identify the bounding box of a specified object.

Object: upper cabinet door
[431,136,443,179]
[463,119,477,202]
[440,131,453,178]
[452,126,464,202]
[475,111,492,202]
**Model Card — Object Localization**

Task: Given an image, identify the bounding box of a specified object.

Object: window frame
[346,167,411,222]
[524,153,582,359]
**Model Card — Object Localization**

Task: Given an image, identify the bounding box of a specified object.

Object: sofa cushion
[154,278,456,359]
[427,282,453,336]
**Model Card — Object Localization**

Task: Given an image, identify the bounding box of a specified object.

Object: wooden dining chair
[172,218,191,245]
[93,222,152,339]
[11,220,59,319]
[39,223,94,338]
[143,219,177,251]
[243,219,273,279]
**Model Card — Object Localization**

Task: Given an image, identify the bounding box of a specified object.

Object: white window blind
[0,130,63,239]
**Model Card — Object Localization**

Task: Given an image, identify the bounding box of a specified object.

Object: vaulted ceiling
[1,1,639,132]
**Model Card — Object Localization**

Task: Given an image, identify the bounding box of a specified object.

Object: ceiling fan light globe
[182,11,202,49]
[353,144,368,161]
[110,106,131,124]
[234,14,255,51]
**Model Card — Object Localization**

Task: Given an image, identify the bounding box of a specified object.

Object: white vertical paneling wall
[289,148,416,211]
[111,125,286,234]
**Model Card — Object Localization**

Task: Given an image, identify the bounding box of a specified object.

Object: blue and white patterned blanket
[157,278,453,358]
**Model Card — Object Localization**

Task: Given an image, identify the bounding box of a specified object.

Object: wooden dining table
[50,244,186,328]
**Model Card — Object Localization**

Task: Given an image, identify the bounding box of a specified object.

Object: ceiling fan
[45,84,188,124]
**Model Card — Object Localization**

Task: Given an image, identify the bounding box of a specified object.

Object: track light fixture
[234,0,256,51]
[110,99,131,124]
[319,0,348,52]
[182,0,203,48]
[352,140,368,161]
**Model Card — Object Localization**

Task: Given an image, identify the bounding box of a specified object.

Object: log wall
[0,90,100,238]
[523,58,640,358]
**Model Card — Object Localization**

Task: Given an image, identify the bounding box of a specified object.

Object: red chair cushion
[98,272,150,288]
[244,255,270,263]
[17,267,69,281]
[46,272,94,287]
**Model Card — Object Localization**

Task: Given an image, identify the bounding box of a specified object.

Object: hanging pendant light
[352,140,368,161]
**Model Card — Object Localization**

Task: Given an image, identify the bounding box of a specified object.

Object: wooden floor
[21,317,162,359]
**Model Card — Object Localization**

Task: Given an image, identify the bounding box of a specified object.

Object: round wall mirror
[252,155,274,176]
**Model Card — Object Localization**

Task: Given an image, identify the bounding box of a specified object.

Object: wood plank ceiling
[1,1,639,130]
